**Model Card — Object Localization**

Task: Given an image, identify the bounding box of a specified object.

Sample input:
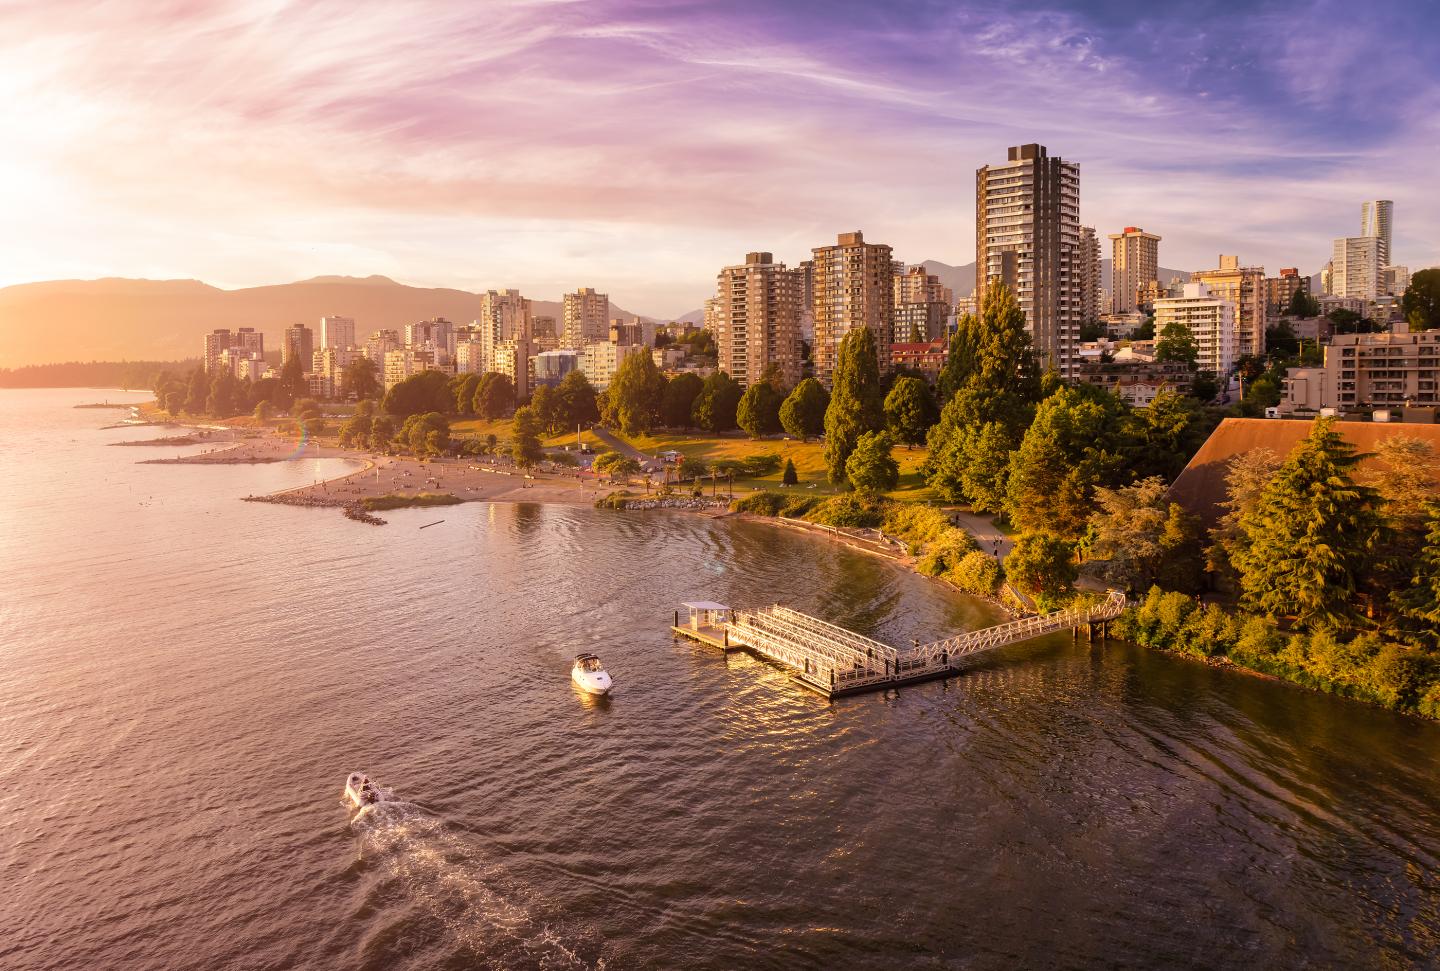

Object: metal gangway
[721,590,1128,697]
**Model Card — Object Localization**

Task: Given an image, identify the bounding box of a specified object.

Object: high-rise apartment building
[811,231,894,385]
[1108,226,1161,314]
[1266,268,1309,315]
[319,316,355,350]
[714,251,804,388]
[1153,283,1236,377]
[1191,255,1267,358]
[405,318,455,360]
[363,329,402,367]
[477,290,532,372]
[1361,200,1393,266]
[492,338,532,400]
[892,265,953,343]
[976,144,1082,376]
[562,288,610,348]
[203,329,233,372]
[1331,237,1383,302]
[282,324,313,368]
[1078,226,1102,322]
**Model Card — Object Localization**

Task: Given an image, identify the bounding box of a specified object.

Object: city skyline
[1,0,1436,318]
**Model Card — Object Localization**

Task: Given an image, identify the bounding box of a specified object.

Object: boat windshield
[578,657,604,672]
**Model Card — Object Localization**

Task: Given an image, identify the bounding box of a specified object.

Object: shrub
[779,495,819,518]
[731,492,786,516]
[361,492,462,512]
[950,550,1003,597]
[594,490,636,510]
[916,533,976,577]
[804,494,883,529]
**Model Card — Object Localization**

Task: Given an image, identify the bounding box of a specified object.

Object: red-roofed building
[890,339,947,382]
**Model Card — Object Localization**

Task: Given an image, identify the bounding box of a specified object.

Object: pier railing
[909,591,1128,667]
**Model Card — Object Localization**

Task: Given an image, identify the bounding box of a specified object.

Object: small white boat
[571,654,613,695]
[344,772,386,810]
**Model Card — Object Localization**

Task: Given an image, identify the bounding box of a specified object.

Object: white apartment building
[1332,237,1383,302]
[580,341,646,392]
[319,316,356,350]
[1153,282,1236,376]
[363,329,402,365]
[563,288,611,348]
[477,290,532,371]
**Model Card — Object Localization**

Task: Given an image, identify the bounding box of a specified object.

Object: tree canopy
[692,371,742,432]
[384,369,452,419]
[845,431,899,496]
[779,378,829,440]
[1403,268,1440,331]
[1154,321,1199,368]
[823,327,884,484]
[605,351,667,435]
[883,376,935,447]
[736,381,783,438]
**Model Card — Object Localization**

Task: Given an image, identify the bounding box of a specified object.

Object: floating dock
[672,594,1127,699]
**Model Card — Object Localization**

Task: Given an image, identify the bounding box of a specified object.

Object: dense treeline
[1,360,198,389]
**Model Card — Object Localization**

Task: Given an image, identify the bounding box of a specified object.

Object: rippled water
[2,388,1438,970]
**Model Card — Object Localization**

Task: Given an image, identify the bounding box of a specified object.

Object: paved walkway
[590,426,655,466]
[945,508,1038,613]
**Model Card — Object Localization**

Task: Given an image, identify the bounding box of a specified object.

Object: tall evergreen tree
[184,368,208,414]
[1232,417,1383,628]
[823,327,884,484]
[1393,504,1440,648]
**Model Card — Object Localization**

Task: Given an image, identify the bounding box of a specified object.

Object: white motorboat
[571,654,613,695]
[344,771,386,810]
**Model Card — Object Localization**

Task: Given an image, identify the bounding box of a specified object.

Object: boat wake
[350,801,604,970]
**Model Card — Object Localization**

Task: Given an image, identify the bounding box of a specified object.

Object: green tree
[1154,320,1199,368]
[844,430,899,496]
[604,352,667,435]
[782,458,799,485]
[660,372,704,428]
[1125,388,1203,481]
[1403,268,1440,331]
[1086,477,1202,593]
[1005,384,1128,537]
[823,327,884,484]
[339,413,372,448]
[925,282,1041,501]
[593,452,641,478]
[340,357,381,401]
[206,369,243,417]
[1232,417,1383,628]
[253,400,272,422]
[530,384,562,432]
[183,368,208,414]
[736,381,783,438]
[779,377,829,440]
[510,405,545,466]
[692,371,742,432]
[279,354,306,404]
[165,391,184,416]
[474,372,516,419]
[1005,532,1078,609]
[398,412,449,456]
[556,370,600,430]
[1286,288,1321,318]
[1393,505,1440,648]
[383,370,451,419]
[883,375,936,447]
[1190,371,1220,403]
[369,415,396,449]
[452,373,483,416]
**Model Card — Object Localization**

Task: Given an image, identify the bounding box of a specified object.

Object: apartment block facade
[1361,199,1393,267]
[562,288,611,348]
[1078,226,1102,322]
[1281,328,1440,414]
[811,231,895,385]
[319,315,355,350]
[1191,256,1266,358]
[976,144,1082,377]
[892,265,952,344]
[1108,226,1160,314]
[1153,282,1236,377]
[282,324,313,368]
[1266,267,1308,315]
[713,252,804,388]
[1332,236,1384,302]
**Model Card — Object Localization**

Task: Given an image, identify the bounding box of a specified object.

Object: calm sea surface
[2,387,1438,970]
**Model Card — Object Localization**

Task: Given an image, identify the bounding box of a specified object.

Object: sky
[1,0,1436,317]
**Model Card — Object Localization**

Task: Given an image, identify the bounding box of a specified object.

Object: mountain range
[0,275,652,368]
[0,259,1263,367]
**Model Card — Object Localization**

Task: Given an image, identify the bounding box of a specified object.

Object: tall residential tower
[976,144,1082,376]
[811,231,895,385]
[714,252,804,388]
[1108,226,1161,314]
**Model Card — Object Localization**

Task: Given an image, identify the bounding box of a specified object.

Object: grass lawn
[622,430,935,501]
[449,417,606,450]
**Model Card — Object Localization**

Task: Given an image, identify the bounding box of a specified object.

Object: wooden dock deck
[671,593,1127,700]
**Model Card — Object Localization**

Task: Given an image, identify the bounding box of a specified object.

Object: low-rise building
[1279,326,1440,415]
[1077,360,1192,405]
[383,347,445,389]
[889,339,948,383]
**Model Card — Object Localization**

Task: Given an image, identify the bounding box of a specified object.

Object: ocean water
[1,387,1438,970]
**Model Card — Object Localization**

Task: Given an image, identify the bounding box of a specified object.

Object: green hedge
[361,492,462,511]
[1113,587,1440,718]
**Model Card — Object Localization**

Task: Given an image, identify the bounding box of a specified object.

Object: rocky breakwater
[242,492,387,526]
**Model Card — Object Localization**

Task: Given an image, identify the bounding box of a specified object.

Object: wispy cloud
[0,0,1434,316]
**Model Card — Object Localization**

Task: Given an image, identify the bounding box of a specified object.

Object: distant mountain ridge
[0,276,656,367]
